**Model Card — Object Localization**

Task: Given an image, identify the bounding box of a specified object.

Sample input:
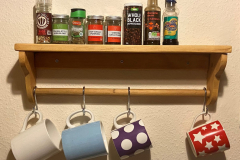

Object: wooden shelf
[15,43,232,105]
[15,44,232,53]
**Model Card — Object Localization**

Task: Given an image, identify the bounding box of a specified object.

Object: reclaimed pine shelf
[15,43,232,105]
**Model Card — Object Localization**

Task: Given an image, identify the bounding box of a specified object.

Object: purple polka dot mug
[111,111,152,159]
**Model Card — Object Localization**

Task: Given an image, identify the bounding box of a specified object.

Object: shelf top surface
[15,43,232,53]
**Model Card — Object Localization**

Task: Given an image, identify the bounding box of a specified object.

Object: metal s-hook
[33,86,38,113]
[127,87,131,115]
[82,86,86,115]
[202,87,208,115]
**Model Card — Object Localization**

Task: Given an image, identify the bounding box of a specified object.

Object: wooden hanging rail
[15,44,232,105]
[36,88,211,97]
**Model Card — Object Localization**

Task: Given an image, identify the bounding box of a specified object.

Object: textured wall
[0,0,240,160]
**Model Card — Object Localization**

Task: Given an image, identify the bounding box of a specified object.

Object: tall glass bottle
[162,0,179,45]
[36,0,52,44]
[144,0,161,45]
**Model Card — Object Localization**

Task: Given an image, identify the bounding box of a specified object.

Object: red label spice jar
[124,3,143,45]
[105,16,121,45]
[87,15,104,44]
[35,0,52,44]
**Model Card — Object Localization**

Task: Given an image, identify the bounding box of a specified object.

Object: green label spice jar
[70,8,86,44]
[52,14,69,44]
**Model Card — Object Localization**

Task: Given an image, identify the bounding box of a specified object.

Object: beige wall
[1,0,240,160]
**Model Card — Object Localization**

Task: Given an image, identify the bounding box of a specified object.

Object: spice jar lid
[124,3,143,7]
[106,16,121,21]
[71,8,86,18]
[53,14,69,19]
[87,15,104,20]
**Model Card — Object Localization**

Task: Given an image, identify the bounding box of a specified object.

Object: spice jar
[35,0,52,44]
[124,3,143,45]
[105,16,121,45]
[52,14,69,44]
[87,15,104,44]
[69,8,86,44]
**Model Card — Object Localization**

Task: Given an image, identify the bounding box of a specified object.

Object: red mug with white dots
[187,112,230,157]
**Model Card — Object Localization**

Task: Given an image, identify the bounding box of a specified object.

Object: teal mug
[62,110,108,160]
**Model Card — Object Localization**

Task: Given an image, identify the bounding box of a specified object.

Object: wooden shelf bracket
[16,44,231,105]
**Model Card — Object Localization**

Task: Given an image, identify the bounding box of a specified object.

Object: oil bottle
[162,0,179,45]
[144,0,161,45]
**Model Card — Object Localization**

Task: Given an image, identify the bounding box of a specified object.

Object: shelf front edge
[15,44,232,54]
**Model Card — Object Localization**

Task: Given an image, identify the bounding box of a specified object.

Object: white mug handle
[114,111,136,129]
[20,110,43,133]
[190,112,212,131]
[66,109,95,129]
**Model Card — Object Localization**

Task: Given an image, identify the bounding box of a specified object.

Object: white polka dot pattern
[124,124,134,133]
[139,120,144,126]
[111,120,152,159]
[111,130,119,139]
[121,139,132,150]
[136,132,148,144]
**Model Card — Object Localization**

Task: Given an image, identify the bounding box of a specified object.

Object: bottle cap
[166,0,177,3]
[36,0,52,5]
[106,16,121,21]
[70,8,86,18]
[87,15,104,20]
[124,3,143,7]
[53,14,69,19]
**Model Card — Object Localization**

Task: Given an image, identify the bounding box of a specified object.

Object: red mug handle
[190,112,212,131]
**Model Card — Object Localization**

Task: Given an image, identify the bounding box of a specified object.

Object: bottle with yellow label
[162,0,179,45]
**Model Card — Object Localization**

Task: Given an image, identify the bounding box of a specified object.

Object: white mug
[11,111,62,160]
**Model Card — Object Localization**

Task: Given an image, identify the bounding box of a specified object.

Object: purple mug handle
[114,111,136,129]
[190,112,212,131]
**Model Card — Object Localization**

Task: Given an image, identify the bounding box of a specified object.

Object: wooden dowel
[36,88,210,97]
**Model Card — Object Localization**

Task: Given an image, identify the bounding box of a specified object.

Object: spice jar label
[126,9,142,28]
[53,24,68,41]
[145,11,160,41]
[164,16,178,39]
[37,13,52,36]
[71,22,84,38]
[88,24,103,42]
[124,5,142,45]
[72,21,81,25]
[106,26,121,43]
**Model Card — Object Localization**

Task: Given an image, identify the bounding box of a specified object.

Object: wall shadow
[185,139,226,160]
[108,139,151,160]
[207,71,228,113]
[7,61,33,110]
[37,69,207,86]
[7,150,16,160]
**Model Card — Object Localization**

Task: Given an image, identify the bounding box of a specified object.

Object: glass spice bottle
[144,0,161,45]
[162,0,179,45]
[36,0,52,44]
[69,8,86,44]
[52,14,69,44]
[87,15,104,44]
[105,16,121,45]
